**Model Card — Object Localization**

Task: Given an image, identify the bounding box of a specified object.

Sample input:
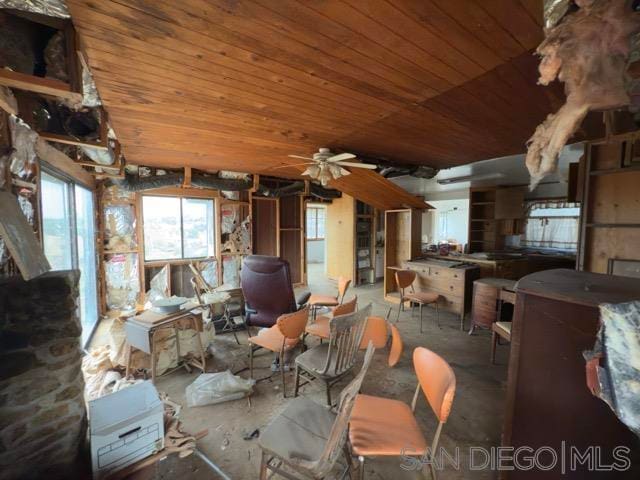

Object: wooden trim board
[0,190,50,280]
[0,69,82,104]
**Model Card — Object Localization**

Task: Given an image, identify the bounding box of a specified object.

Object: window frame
[141,194,216,263]
[40,168,78,270]
[39,163,99,347]
[306,206,325,241]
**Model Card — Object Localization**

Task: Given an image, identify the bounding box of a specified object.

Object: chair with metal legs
[308,276,351,321]
[358,316,404,368]
[394,269,440,332]
[348,347,457,480]
[248,306,309,397]
[305,296,358,341]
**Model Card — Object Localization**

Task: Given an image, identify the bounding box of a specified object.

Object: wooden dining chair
[308,276,351,320]
[394,269,440,332]
[248,306,309,397]
[294,305,371,405]
[348,347,456,480]
[491,321,512,364]
[257,343,375,480]
[491,287,515,363]
[305,296,358,341]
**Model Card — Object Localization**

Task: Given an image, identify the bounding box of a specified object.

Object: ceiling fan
[277,148,377,186]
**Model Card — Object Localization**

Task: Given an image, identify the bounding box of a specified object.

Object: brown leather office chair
[240,255,310,329]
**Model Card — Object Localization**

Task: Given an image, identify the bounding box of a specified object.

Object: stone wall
[0,271,86,479]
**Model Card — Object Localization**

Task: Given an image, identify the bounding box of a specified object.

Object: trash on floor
[186,370,255,407]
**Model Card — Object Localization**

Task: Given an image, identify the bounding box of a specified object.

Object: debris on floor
[186,370,255,407]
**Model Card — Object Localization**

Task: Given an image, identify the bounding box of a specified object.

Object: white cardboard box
[89,381,164,479]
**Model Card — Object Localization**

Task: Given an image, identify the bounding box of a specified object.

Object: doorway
[305,203,326,285]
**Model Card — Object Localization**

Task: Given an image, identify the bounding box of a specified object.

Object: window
[142,196,215,261]
[306,206,325,240]
[41,169,99,345]
[523,201,580,251]
[41,172,74,270]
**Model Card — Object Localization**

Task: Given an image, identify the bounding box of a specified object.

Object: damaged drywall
[526,0,640,189]
[220,204,251,255]
[8,116,38,180]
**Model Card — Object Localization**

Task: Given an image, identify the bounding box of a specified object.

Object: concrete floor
[129,264,509,479]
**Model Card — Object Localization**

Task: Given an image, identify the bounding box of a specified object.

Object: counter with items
[422,251,576,280]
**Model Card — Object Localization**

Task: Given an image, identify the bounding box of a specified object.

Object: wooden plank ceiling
[68,0,559,190]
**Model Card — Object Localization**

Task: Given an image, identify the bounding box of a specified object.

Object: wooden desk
[125,305,206,383]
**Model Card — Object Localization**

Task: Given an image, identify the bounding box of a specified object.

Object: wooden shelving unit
[383,208,422,302]
[468,188,499,253]
[578,131,640,275]
[467,187,525,253]
[250,178,306,285]
[355,201,376,285]
[325,195,377,285]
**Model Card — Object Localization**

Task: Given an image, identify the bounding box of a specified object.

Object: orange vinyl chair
[305,296,358,341]
[248,306,309,397]
[348,347,456,480]
[308,276,351,320]
[394,269,440,332]
[358,316,404,368]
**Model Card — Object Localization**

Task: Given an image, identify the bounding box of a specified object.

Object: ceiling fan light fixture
[318,164,333,186]
[328,164,343,178]
[303,165,320,178]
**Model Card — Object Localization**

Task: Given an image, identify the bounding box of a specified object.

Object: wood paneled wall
[252,198,278,256]
[578,133,640,275]
[326,194,356,282]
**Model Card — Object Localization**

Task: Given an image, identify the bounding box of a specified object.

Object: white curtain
[522,201,580,250]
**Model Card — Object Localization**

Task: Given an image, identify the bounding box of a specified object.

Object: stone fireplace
[0,271,86,479]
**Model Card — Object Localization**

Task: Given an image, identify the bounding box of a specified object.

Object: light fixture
[436,172,505,185]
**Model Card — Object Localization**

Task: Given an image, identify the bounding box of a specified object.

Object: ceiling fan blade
[335,161,377,169]
[270,162,313,170]
[339,167,351,176]
[288,155,315,161]
[326,153,356,163]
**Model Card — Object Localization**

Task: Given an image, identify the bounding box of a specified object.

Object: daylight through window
[306,206,325,240]
[142,196,215,261]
